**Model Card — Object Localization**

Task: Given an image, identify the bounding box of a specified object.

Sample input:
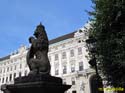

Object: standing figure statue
[27,23,50,75]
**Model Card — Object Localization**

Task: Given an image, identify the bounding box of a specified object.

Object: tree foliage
[88,0,125,87]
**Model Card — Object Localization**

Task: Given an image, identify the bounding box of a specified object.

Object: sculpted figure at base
[27,23,50,75]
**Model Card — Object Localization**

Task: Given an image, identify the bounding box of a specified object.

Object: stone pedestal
[1,74,71,93]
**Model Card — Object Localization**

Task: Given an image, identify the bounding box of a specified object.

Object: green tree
[87,0,125,88]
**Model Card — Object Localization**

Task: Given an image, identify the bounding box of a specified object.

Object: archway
[89,74,104,93]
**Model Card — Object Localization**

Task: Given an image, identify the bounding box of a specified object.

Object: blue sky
[0,0,92,57]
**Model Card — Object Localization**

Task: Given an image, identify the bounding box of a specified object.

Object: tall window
[71,77,75,85]
[19,72,22,77]
[7,67,9,72]
[2,78,4,83]
[3,68,5,73]
[70,49,74,57]
[20,64,22,69]
[63,79,66,84]
[9,74,12,81]
[25,70,27,76]
[71,64,75,72]
[78,47,82,55]
[14,73,16,79]
[55,63,59,75]
[62,52,66,59]
[79,62,83,71]
[55,68,59,75]
[63,65,67,74]
[14,65,17,70]
[0,69,2,73]
[55,54,58,61]
[6,77,8,82]
[10,66,13,71]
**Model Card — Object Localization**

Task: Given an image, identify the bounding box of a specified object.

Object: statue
[1,23,71,93]
[27,23,50,75]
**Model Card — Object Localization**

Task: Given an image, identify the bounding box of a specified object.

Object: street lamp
[86,36,103,93]
[86,36,99,77]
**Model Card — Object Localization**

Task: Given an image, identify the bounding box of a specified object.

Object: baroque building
[0,24,95,93]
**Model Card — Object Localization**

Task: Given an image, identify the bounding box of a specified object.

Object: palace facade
[0,24,96,93]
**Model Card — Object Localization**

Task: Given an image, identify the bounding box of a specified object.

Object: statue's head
[34,23,45,38]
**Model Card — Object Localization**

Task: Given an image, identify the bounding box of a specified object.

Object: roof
[0,55,10,61]
[49,31,75,44]
[0,31,76,61]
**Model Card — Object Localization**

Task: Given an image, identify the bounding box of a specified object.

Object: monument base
[1,75,71,93]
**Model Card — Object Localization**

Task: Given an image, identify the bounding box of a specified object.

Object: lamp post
[86,37,98,76]
[86,37,103,93]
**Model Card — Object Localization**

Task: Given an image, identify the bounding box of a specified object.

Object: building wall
[0,26,95,93]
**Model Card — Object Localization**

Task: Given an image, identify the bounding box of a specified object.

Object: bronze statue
[27,23,50,75]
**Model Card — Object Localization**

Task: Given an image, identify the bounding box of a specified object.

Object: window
[55,63,59,75]
[19,72,22,77]
[9,74,12,81]
[71,77,75,85]
[78,47,82,55]
[71,64,75,72]
[55,54,58,61]
[72,90,76,93]
[7,67,9,72]
[10,66,13,71]
[63,79,66,84]
[0,69,2,73]
[2,78,4,83]
[3,68,5,73]
[20,64,22,69]
[6,77,8,82]
[14,73,16,79]
[25,70,27,76]
[55,68,59,75]
[79,62,83,71]
[14,65,17,70]
[62,52,66,59]
[63,65,67,74]
[70,49,74,57]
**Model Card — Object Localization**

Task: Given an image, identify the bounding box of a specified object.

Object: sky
[0,0,92,58]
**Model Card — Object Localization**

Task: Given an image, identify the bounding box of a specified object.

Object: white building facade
[0,26,96,93]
